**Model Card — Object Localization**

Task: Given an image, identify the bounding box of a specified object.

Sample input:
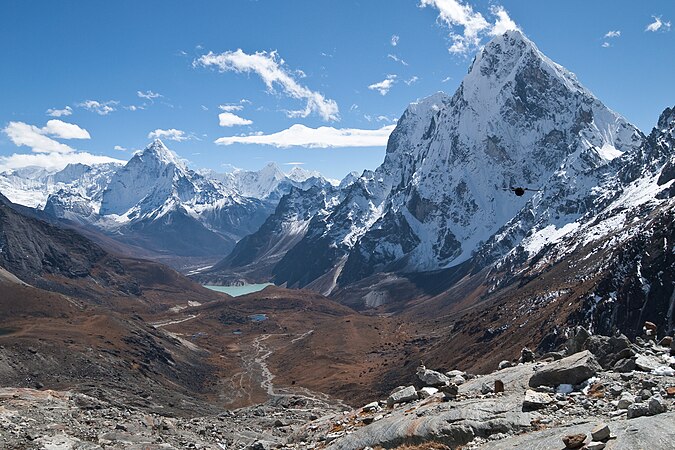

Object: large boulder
[583,334,633,369]
[386,386,418,406]
[529,351,601,388]
[565,327,591,355]
[416,365,450,387]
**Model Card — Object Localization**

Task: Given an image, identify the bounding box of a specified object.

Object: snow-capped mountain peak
[136,139,187,170]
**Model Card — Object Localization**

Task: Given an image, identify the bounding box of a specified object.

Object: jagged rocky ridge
[206,30,673,312]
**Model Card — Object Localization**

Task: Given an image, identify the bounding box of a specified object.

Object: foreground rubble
[1,326,674,449]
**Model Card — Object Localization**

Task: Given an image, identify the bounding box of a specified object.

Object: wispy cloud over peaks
[369,74,397,95]
[605,30,621,38]
[420,0,519,55]
[137,90,162,101]
[3,121,75,154]
[405,76,419,85]
[646,16,671,32]
[215,124,395,148]
[195,49,339,121]
[218,112,253,127]
[387,54,409,66]
[78,99,118,115]
[147,128,190,142]
[46,106,72,117]
[391,35,400,46]
[2,119,90,156]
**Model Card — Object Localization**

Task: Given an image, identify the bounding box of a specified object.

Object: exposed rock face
[529,351,601,387]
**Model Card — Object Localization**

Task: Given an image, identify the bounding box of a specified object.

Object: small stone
[658,336,672,348]
[643,321,657,332]
[498,360,513,370]
[445,369,465,377]
[666,386,675,397]
[273,419,284,427]
[608,384,623,396]
[418,387,438,399]
[481,382,494,394]
[114,423,127,431]
[361,401,379,412]
[586,442,606,450]
[450,375,466,385]
[627,403,650,419]
[591,423,610,441]
[638,389,652,400]
[523,389,553,410]
[635,354,661,372]
[647,395,668,415]
[617,393,634,409]
[494,379,505,393]
[440,383,459,398]
[642,378,658,389]
[587,382,605,398]
[613,358,636,373]
[520,347,536,363]
[562,433,586,449]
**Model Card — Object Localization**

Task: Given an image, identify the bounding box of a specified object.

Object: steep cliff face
[267,30,643,292]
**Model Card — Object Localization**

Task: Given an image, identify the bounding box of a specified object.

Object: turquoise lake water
[204,283,273,297]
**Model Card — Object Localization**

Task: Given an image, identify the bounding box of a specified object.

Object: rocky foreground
[1,326,674,450]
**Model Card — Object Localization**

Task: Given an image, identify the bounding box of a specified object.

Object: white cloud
[214,124,396,148]
[124,105,144,111]
[602,42,611,48]
[420,0,519,54]
[489,5,519,36]
[441,76,453,83]
[3,121,75,154]
[646,16,671,32]
[3,119,91,156]
[387,54,409,66]
[604,30,621,38]
[41,120,91,139]
[218,112,253,127]
[369,75,397,95]
[78,99,118,115]
[0,152,124,173]
[137,90,162,101]
[405,76,419,85]
[201,105,209,111]
[147,128,189,142]
[46,106,72,117]
[1,120,118,172]
[114,145,126,151]
[284,161,305,165]
[391,34,400,46]
[219,104,244,112]
[195,49,339,121]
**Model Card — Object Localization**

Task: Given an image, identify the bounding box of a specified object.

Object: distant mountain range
[0,140,336,266]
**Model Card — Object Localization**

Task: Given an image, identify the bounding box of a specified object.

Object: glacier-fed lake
[204,283,273,297]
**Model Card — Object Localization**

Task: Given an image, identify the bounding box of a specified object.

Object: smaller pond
[249,314,268,322]
[204,283,274,297]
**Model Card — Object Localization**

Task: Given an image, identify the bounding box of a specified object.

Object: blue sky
[1,0,674,179]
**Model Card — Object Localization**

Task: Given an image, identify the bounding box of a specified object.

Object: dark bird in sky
[502,186,541,196]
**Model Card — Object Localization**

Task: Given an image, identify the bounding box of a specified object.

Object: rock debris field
[1,325,674,449]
